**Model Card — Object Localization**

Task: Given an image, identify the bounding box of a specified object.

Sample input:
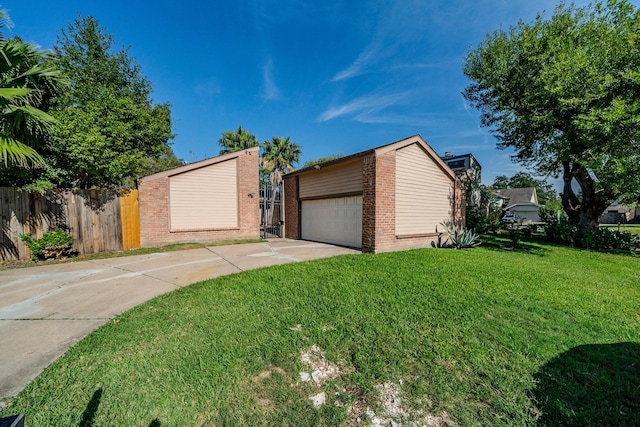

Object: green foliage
[503,216,524,249]
[302,153,343,168]
[43,15,175,188]
[20,229,74,260]
[465,205,501,234]
[437,222,481,249]
[261,136,301,185]
[545,217,639,252]
[0,11,65,168]
[218,126,258,155]
[464,0,640,225]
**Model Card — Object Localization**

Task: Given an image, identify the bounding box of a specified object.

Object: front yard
[6,237,639,426]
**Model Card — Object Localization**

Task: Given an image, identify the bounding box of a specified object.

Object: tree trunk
[267,170,283,228]
[560,161,613,227]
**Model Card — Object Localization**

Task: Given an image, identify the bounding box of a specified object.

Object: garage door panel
[301,196,362,248]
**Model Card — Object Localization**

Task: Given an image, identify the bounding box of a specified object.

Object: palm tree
[0,11,64,168]
[261,136,301,186]
[218,126,258,155]
[261,136,301,226]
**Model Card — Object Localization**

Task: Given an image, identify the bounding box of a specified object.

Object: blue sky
[6,0,639,187]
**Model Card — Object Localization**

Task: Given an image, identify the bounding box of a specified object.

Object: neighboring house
[493,187,541,224]
[441,152,485,210]
[283,135,465,253]
[600,203,638,224]
[137,147,260,247]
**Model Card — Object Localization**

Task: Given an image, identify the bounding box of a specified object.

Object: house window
[447,159,466,169]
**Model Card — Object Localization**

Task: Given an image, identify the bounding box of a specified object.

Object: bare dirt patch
[295,345,457,426]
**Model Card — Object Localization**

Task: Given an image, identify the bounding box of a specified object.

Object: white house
[493,187,541,224]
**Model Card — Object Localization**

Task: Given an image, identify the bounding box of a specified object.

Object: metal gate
[260,184,282,238]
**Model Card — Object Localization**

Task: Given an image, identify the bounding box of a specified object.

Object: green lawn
[602,223,640,235]
[6,237,640,426]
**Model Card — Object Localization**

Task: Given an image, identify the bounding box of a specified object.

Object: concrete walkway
[0,239,359,398]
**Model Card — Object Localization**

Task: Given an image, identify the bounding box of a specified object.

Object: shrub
[466,205,501,234]
[20,229,75,260]
[434,223,481,249]
[543,216,639,253]
[503,216,525,249]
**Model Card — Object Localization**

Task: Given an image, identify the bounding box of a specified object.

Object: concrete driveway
[0,239,359,399]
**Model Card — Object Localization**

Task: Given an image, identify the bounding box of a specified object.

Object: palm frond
[0,87,34,102]
[0,135,45,168]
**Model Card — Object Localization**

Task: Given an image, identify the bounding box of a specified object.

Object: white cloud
[317,92,410,122]
[262,59,280,101]
[332,42,381,82]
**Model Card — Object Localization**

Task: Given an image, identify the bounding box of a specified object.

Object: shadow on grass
[532,342,640,426]
[479,234,551,257]
[78,388,102,427]
[78,389,161,426]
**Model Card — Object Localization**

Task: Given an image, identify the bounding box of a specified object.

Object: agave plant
[439,223,481,249]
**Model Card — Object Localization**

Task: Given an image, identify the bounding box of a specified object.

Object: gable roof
[286,134,456,181]
[138,146,259,183]
[493,187,539,209]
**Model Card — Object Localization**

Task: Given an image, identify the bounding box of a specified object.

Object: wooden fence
[0,188,140,261]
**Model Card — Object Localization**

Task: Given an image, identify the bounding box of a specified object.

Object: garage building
[283,135,465,253]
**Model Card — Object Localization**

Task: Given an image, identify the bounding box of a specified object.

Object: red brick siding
[454,178,466,227]
[371,151,397,253]
[284,175,299,239]
[138,150,260,247]
[361,154,376,252]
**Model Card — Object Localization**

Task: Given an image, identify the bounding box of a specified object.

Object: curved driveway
[0,239,359,399]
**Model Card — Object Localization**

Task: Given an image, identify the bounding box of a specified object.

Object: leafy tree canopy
[302,153,344,168]
[45,15,178,189]
[464,0,640,226]
[218,126,258,155]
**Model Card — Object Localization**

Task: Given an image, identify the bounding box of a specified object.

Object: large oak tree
[464,0,640,226]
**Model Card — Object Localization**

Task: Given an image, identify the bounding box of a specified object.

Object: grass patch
[6,240,640,425]
[0,239,265,270]
[601,223,640,235]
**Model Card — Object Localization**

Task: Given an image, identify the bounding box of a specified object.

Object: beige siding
[299,161,362,199]
[169,159,238,230]
[396,143,453,235]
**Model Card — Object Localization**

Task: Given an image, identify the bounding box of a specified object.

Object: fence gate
[260,184,282,238]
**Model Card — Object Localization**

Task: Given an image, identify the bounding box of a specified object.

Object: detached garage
[138,147,260,247]
[284,135,465,253]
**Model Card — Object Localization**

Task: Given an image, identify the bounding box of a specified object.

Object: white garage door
[301,196,362,248]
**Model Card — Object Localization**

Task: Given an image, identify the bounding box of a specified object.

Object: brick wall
[361,154,376,252]
[364,151,397,253]
[454,178,466,227]
[138,149,260,247]
[283,175,299,239]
